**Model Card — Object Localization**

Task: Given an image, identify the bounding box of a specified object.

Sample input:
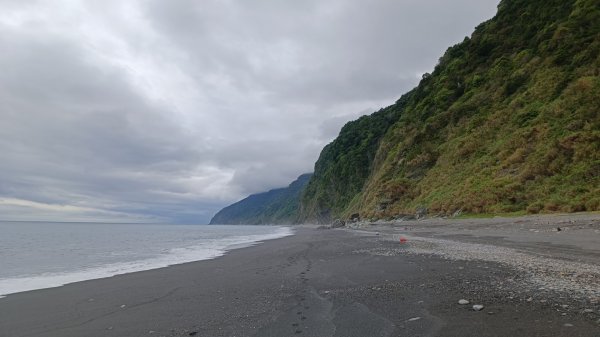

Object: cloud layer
[0,0,499,223]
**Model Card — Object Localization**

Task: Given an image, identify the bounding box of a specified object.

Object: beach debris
[120,304,126,308]
[556,227,562,232]
[563,323,573,327]
[399,236,408,243]
[526,297,533,302]
[472,304,484,311]
[407,317,421,322]
[458,299,470,305]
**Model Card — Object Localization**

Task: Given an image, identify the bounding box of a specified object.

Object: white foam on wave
[0,226,293,298]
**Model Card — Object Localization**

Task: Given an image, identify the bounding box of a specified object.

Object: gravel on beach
[1,214,599,337]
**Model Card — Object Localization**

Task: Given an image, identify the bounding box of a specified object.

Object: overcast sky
[0,0,499,223]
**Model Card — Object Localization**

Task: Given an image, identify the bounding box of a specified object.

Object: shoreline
[0,225,294,299]
[1,216,599,336]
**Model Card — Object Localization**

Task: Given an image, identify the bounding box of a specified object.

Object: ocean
[0,221,293,298]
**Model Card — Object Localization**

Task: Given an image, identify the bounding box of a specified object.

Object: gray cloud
[0,0,499,223]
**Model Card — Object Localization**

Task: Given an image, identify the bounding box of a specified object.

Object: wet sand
[1,221,599,336]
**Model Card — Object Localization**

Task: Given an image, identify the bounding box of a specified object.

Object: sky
[0,0,499,224]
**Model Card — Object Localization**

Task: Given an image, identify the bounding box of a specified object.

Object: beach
[1,215,599,336]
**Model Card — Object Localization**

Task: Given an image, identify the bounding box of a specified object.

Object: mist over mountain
[210,174,312,225]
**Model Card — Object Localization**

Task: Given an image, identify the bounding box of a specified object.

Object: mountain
[210,174,312,225]
[300,0,600,222]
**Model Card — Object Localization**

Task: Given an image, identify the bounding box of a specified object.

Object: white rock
[407,317,422,322]
[458,299,470,305]
[582,309,593,314]
[473,305,484,311]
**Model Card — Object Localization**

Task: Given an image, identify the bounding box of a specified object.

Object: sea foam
[0,225,293,298]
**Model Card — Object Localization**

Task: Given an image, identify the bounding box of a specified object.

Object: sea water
[0,221,293,297]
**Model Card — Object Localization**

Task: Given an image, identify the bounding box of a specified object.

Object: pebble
[526,297,533,302]
[473,305,484,311]
[563,323,573,327]
[458,299,470,305]
[120,304,126,308]
[582,309,594,314]
[407,317,421,322]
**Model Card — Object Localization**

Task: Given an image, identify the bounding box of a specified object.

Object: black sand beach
[1,218,599,337]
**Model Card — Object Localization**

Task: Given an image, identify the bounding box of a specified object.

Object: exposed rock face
[415,206,428,220]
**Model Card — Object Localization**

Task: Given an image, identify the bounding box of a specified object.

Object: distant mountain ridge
[209,174,312,225]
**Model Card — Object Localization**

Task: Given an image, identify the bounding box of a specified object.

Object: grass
[299,0,600,222]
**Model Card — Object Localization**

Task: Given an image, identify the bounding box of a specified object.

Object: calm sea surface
[0,222,292,297]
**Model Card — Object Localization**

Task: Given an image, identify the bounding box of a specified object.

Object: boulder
[415,206,428,219]
[473,304,484,311]
[331,219,346,228]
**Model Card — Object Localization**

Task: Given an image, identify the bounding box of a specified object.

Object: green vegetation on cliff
[300,0,600,221]
[210,174,312,225]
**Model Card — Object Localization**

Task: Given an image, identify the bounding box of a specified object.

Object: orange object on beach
[399,237,407,243]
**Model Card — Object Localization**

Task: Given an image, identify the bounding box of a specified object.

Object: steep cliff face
[210,174,312,225]
[300,0,600,221]
[299,99,409,222]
